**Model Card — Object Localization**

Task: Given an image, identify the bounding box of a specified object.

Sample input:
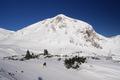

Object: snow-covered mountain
[0,28,14,40]
[0,14,120,56]
[0,28,25,57]
[14,14,105,48]
[0,14,120,80]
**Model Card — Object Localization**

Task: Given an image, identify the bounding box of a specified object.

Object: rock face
[0,14,119,56]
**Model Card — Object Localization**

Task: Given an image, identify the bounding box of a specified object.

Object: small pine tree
[24,50,32,59]
[44,49,48,55]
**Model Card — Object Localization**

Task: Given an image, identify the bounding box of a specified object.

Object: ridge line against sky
[0,0,120,36]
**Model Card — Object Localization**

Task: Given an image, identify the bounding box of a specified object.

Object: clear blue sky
[0,0,120,36]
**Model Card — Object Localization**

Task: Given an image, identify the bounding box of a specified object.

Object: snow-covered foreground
[0,56,120,80]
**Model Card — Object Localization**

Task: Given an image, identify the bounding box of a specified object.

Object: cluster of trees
[24,49,49,60]
[64,56,86,69]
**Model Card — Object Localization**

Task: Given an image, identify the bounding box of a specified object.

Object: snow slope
[0,56,120,80]
[0,28,14,40]
[0,28,16,57]
[0,28,25,57]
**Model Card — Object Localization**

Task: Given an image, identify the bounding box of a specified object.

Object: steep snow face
[9,14,107,54]
[0,28,14,40]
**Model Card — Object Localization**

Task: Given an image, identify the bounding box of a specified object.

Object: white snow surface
[0,28,14,40]
[0,57,120,80]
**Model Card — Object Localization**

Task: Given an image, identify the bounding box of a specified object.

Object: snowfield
[0,14,120,80]
[0,56,120,80]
